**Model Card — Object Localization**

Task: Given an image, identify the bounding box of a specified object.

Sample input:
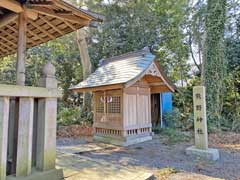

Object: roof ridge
[99,48,151,66]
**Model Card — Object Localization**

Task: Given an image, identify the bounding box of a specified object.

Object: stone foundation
[6,169,63,180]
[93,134,152,146]
[186,146,219,161]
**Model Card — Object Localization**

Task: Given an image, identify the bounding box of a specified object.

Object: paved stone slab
[57,143,115,154]
[56,149,153,180]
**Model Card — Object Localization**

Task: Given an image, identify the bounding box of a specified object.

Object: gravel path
[57,135,240,180]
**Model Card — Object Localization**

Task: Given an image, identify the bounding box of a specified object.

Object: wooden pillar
[36,62,58,171]
[12,11,27,175]
[0,97,9,180]
[16,97,34,176]
[16,12,27,86]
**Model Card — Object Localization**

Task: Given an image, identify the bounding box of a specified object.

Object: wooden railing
[0,63,62,180]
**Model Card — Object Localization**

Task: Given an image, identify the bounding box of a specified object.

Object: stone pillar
[36,62,58,171]
[193,86,208,149]
[0,97,9,180]
[16,97,34,176]
[7,99,15,171]
[186,86,219,161]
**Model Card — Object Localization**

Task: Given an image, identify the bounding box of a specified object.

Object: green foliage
[221,38,240,132]
[165,77,200,130]
[153,0,190,83]
[57,106,93,126]
[202,0,227,126]
[87,1,160,68]
[163,108,194,130]
[57,107,82,126]
[0,56,16,84]
[158,128,191,145]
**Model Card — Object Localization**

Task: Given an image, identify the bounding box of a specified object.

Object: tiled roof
[71,49,155,90]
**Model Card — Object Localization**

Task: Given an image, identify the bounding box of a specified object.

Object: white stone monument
[186,86,219,161]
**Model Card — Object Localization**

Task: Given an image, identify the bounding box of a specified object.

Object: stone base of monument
[186,146,219,161]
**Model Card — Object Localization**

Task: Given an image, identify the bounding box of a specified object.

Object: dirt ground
[57,131,240,180]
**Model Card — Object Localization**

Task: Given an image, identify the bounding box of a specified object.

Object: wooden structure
[71,49,175,146]
[0,1,103,180]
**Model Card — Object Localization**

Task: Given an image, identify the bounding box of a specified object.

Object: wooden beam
[0,13,18,29]
[54,0,92,20]
[55,10,73,15]
[0,34,17,47]
[0,0,23,13]
[71,84,124,93]
[0,10,38,29]
[150,85,171,93]
[0,29,16,42]
[5,24,33,45]
[0,40,14,52]
[28,1,54,7]
[25,9,38,20]
[63,20,76,31]
[0,43,11,53]
[40,16,64,35]
[27,30,45,43]
[29,6,90,25]
[30,21,55,39]
[148,82,165,86]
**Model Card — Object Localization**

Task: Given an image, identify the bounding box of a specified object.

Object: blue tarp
[161,92,172,128]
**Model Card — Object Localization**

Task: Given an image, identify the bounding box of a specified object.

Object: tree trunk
[201,0,227,127]
[76,29,92,112]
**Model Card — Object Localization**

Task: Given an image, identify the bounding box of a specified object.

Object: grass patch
[158,128,191,145]
[155,167,178,180]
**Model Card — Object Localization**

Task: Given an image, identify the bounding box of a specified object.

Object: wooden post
[36,62,58,171]
[16,97,34,176]
[0,97,9,180]
[12,11,27,175]
[16,12,27,86]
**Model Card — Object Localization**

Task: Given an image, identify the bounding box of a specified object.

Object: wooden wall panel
[123,94,137,127]
[123,82,151,129]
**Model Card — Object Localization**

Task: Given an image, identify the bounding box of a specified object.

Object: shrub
[57,107,93,126]
[159,128,191,145]
[163,108,194,130]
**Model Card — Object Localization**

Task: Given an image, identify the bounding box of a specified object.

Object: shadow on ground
[57,133,240,180]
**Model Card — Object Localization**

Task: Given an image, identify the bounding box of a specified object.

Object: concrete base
[93,134,152,146]
[6,168,63,180]
[186,146,220,161]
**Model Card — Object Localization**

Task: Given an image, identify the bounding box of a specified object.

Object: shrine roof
[70,48,176,93]
[0,0,104,58]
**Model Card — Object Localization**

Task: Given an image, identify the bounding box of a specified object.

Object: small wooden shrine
[71,49,175,146]
[0,1,102,180]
